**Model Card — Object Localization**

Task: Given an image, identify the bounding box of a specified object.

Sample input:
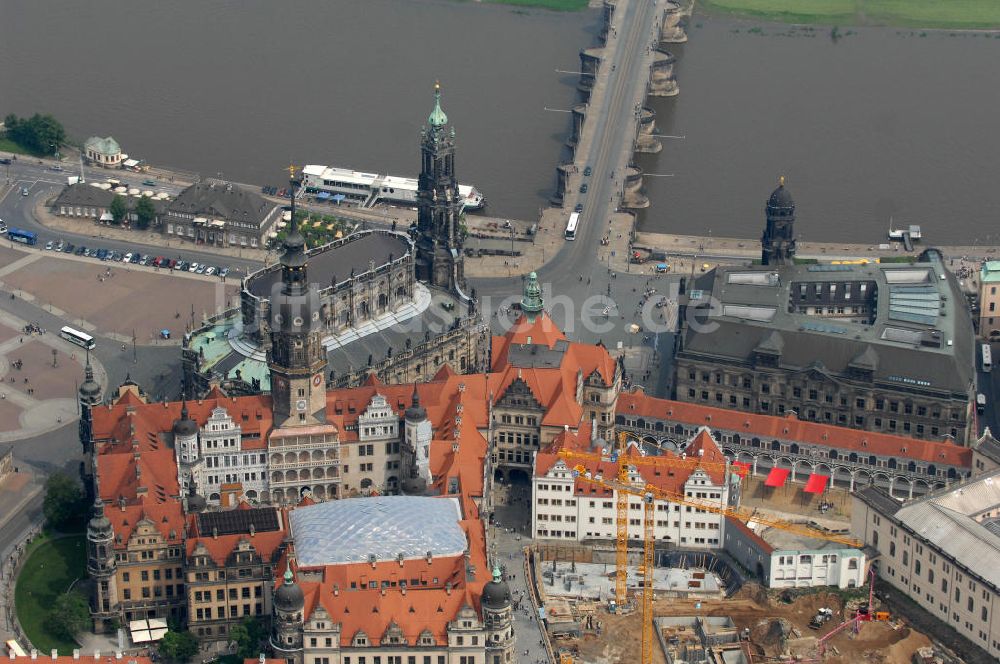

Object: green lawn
[484,0,589,11]
[14,535,88,655]
[700,0,1000,29]
[0,137,36,156]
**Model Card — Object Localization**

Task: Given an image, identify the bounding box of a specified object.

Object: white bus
[983,343,993,372]
[565,213,580,240]
[60,326,96,350]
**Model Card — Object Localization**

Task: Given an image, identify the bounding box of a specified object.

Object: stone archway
[508,468,531,485]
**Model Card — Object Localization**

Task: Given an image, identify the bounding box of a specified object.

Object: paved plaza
[0,316,88,442]
[0,247,238,345]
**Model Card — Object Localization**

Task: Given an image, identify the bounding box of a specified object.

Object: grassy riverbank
[483,0,589,11]
[699,0,1000,29]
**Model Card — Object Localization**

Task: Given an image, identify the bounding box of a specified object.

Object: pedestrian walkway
[0,311,107,443]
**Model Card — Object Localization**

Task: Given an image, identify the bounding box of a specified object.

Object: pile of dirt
[751,617,793,656]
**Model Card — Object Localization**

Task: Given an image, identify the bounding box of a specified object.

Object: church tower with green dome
[520,272,544,322]
[414,82,466,293]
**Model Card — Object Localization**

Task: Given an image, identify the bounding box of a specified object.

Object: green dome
[428,82,448,128]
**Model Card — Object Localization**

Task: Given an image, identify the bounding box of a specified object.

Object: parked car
[0,220,6,233]
[130,253,141,264]
[45,241,53,250]
[63,243,75,253]
[153,256,165,267]
[167,258,178,269]
[579,183,588,193]
[188,262,200,272]
[195,264,207,274]
[218,267,229,278]
[21,187,29,196]
[583,166,592,176]
[75,246,87,256]
[50,165,63,171]
[139,254,151,265]
[204,266,216,276]
[574,203,583,213]
[123,252,133,263]
[176,260,189,271]
[142,179,157,186]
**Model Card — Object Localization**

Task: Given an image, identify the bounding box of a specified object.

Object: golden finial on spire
[435,80,440,92]
[287,163,298,181]
[779,175,785,187]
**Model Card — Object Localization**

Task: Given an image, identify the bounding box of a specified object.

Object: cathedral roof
[766,176,794,210]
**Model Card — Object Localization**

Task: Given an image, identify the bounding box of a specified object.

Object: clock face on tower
[296,399,307,412]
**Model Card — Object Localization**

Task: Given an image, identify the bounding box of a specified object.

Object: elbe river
[2,1,999,244]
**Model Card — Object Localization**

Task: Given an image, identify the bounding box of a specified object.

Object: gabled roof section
[755,330,784,355]
[849,345,879,371]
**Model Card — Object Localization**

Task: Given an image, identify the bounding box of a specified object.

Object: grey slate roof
[53,184,115,208]
[869,468,1000,591]
[855,485,903,517]
[166,182,275,228]
[245,230,411,297]
[681,252,975,396]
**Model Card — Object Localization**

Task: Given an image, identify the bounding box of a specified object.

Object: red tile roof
[618,391,972,468]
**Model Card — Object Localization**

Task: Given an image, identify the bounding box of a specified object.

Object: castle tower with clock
[266,167,342,504]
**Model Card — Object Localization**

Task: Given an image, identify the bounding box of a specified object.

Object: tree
[229,617,266,659]
[134,195,156,229]
[43,472,86,529]
[158,630,199,663]
[3,113,66,155]
[45,590,90,641]
[109,194,128,225]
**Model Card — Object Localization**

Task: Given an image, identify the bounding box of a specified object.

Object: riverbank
[481,0,588,10]
[698,0,1000,30]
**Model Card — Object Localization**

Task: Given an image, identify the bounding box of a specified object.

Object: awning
[732,461,751,477]
[316,191,332,200]
[764,467,790,487]
[332,193,346,202]
[804,473,830,494]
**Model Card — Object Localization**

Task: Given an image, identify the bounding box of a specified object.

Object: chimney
[445,583,452,595]
[249,523,255,537]
[50,651,57,660]
[212,527,218,539]
[333,585,340,596]
[426,550,433,564]
[259,655,265,664]
[73,651,80,660]
[369,553,377,569]
[115,654,121,660]
[30,651,36,660]
[397,553,404,567]
[381,587,386,596]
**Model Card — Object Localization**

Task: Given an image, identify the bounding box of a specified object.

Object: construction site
[527,433,959,664]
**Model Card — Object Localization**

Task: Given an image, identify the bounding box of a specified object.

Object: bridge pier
[600,0,616,45]
[635,107,662,154]
[659,0,688,44]
[621,165,649,210]
[567,103,588,149]
[648,49,679,97]
[551,163,575,207]
[578,48,603,99]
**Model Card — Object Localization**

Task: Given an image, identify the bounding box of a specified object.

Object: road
[1,159,264,275]
[473,0,673,348]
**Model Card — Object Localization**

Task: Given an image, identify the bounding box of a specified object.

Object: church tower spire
[78,349,102,454]
[520,272,543,323]
[414,81,466,294]
[268,166,328,428]
[761,176,796,266]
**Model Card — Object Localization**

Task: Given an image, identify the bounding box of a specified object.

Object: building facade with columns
[617,391,971,499]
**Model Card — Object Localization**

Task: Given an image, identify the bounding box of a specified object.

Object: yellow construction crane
[570,470,863,664]
[558,430,745,610]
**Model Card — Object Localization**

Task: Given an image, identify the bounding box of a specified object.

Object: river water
[3,4,999,243]
[0,0,595,222]
[637,16,1000,243]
